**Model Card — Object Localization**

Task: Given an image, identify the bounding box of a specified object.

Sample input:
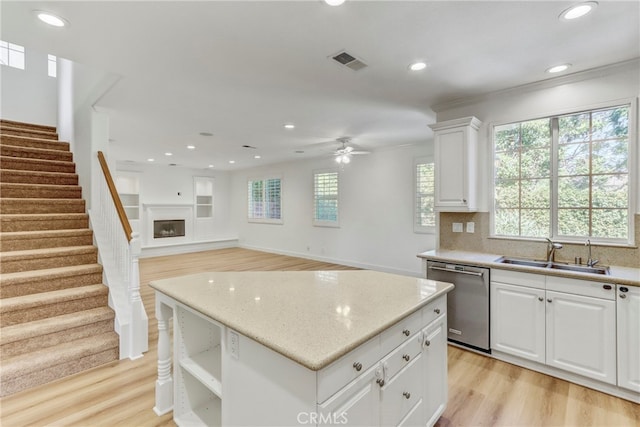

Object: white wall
[230,144,435,277]
[1,48,56,125]
[435,60,640,213]
[116,163,236,242]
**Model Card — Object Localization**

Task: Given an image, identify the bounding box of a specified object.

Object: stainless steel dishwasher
[426,261,490,353]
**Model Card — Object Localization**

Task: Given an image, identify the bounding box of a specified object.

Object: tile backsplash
[439,212,640,268]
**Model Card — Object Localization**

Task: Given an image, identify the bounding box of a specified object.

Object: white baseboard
[238,244,422,278]
[140,238,239,258]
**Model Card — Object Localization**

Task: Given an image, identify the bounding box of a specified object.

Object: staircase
[0,119,119,397]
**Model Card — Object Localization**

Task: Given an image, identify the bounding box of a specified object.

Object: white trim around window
[313,169,340,228]
[247,175,283,224]
[414,156,436,234]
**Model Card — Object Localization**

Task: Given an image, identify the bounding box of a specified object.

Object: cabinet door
[434,128,468,209]
[546,291,616,384]
[422,316,447,427]
[318,364,380,427]
[617,285,640,392]
[490,282,545,363]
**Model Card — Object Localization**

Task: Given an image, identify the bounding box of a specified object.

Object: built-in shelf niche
[115,173,141,223]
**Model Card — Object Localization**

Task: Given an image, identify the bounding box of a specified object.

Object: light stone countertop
[418,249,640,287]
[150,270,454,371]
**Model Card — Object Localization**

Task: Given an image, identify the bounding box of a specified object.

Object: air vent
[330,50,368,71]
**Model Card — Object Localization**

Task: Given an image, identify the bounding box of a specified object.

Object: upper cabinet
[429,116,481,212]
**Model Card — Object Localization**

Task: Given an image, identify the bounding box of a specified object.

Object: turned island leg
[153,300,174,415]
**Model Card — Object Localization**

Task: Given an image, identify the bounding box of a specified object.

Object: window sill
[488,235,638,249]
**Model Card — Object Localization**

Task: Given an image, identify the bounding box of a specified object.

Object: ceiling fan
[333,137,370,164]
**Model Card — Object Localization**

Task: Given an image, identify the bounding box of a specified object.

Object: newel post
[128,232,148,359]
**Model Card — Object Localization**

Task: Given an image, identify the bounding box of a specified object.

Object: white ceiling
[2,1,639,170]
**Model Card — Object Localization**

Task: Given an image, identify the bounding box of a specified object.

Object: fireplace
[154,219,186,239]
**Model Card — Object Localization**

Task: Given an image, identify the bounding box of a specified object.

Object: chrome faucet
[545,238,563,263]
[585,239,599,267]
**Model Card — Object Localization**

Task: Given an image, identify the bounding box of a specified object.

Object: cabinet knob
[462,199,467,203]
[547,298,552,303]
[538,297,544,302]
[403,392,411,399]
[353,362,362,372]
[376,378,385,387]
[434,308,441,314]
[620,294,627,299]
[424,339,431,347]
[402,354,410,362]
[402,329,410,336]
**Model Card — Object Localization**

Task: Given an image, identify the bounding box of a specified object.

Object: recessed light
[208,164,214,168]
[546,64,571,74]
[165,152,173,156]
[229,160,236,164]
[147,158,155,162]
[284,124,295,129]
[324,0,345,6]
[35,11,67,27]
[187,145,195,150]
[560,2,597,21]
[254,155,261,159]
[409,62,428,71]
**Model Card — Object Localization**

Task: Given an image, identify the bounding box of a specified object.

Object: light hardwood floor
[1,248,638,426]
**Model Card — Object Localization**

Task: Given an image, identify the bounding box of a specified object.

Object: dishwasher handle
[428,266,484,277]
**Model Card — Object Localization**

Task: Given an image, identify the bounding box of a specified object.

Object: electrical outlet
[452,223,463,233]
[229,331,239,359]
[466,222,475,233]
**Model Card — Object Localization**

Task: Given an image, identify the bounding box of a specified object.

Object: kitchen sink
[495,256,609,275]
[548,263,610,275]
[494,256,549,268]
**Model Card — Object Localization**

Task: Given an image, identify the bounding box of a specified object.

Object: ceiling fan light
[342,155,351,164]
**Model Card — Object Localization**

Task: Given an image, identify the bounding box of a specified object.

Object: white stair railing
[91,151,148,360]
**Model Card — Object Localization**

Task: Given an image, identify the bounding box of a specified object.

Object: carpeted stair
[0,119,119,397]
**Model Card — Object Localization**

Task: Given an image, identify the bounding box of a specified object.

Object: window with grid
[415,159,435,233]
[313,171,339,226]
[248,177,282,223]
[493,104,631,243]
[0,40,25,70]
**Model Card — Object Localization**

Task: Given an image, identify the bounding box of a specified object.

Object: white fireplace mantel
[144,204,194,247]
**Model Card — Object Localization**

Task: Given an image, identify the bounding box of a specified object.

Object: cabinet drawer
[381,333,422,381]
[546,276,615,300]
[422,295,446,326]
[380,354,423,426]
[380,309,423,357]
[317,335,381,404]
[491,268,545,289]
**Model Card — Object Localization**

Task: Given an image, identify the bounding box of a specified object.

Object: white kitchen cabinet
[545,290,616,385]
[429,116,481,212]
[617,285,640,392]
[491,270,617,385]
[490,281,545,364]
[422,313,447,427]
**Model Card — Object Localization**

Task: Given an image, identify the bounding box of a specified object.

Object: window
[248,177,282,223]
[194,177,214,219]
[493,104,631,243]
[313,170,339,226]
[0,40,25,70]
[48,54,56,77]
[415,158,436,233]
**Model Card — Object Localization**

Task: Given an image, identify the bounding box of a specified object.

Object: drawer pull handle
[434,308,441,315]
[402,354,410,362]
[402,329,410,336]
[376,378,385,387]
[424,339,431,347]
[353,362,362,372]
[403,392,411,399]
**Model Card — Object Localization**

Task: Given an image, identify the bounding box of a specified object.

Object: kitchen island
[150,270,454,426]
